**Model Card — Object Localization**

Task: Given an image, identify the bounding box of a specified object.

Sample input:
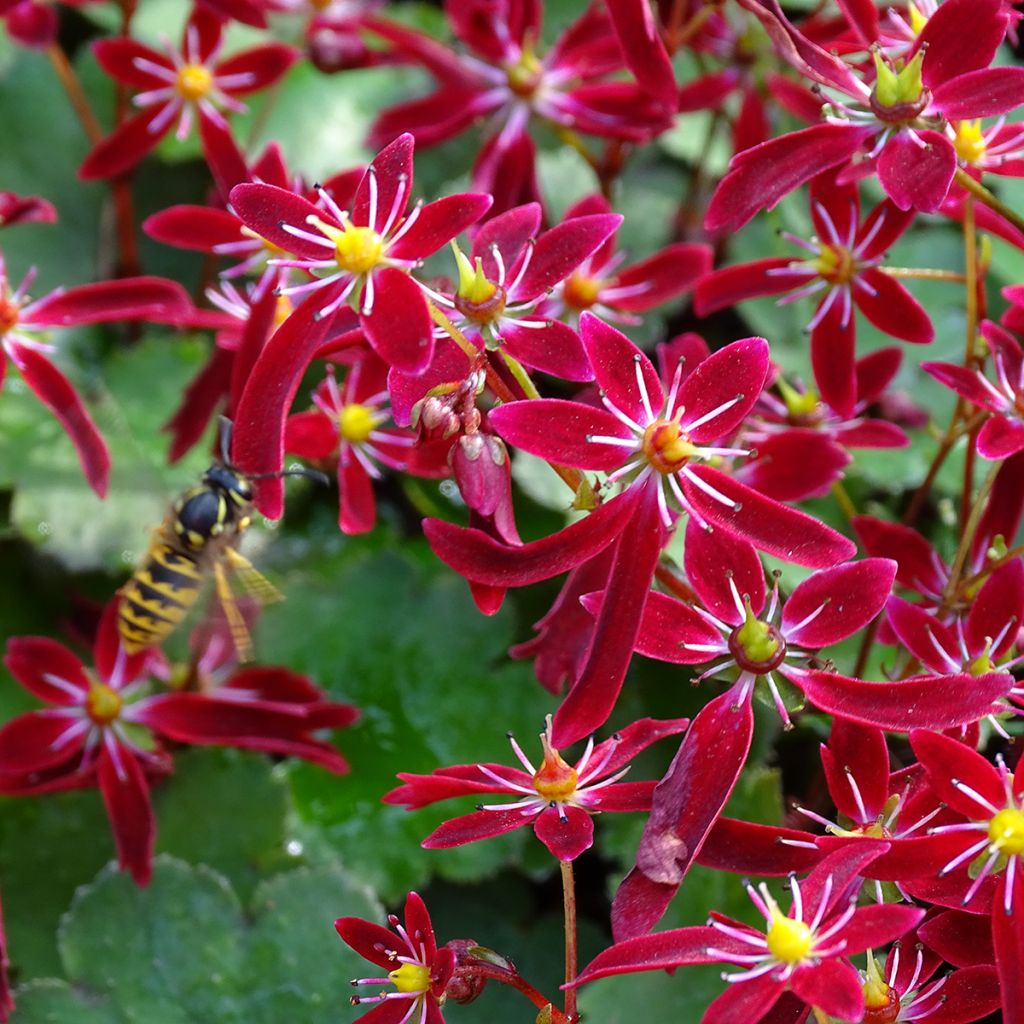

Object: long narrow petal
[610,243,712,312]
[361,267,434,375]
[580,312,663,423]
[229,183,336,259]
[551,484,664,745]
[703,975,786,1024]
[910,729,1005,816]
[97,743,154,887]
[78,105,175,181]
[801,670,1011,731]
[387,193,492,260]
[629,590,726,664]
[4,637,88,705]
[353,134,414,231]
[604,0,678,110]
[993,871,1024,1024]
[856,268,934,344]
[810,293,857,418]
[791,960,864,1022]
[25,277,193,326]
[932,68,1024,120]
[698,817,822,875]
[0,712,83,774]
[8,342,110,497]
[694,258,810,316]
[422,808,530,848]
[424,486,639,587]
[832,904,924,956]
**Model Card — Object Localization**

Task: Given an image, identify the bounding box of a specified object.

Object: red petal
[832,904,924,956]
[856,201,916,259]
[580,312,663,425]
[354,134,413,232]
[213,44,298,95]
[684,515,765,623]
[533,805,594,861]
[78,106,173,181]
[339,457,376,536]
[8,343,110,497]
[693,258,810,316]
[978,416,1024,460]
[678,336,769,441]
[910,729,1005,817]
[631,589,726,664]
[3,637,88,704]
[145,205,242,250]
[705,124,873,233]
[500,320,593,382]
[422,808,530,848]
[698,817,823,875]
[550,485,664,745]
[682,466,856,567]
[198,113,249,200]
[791,960,864,1022]
[92,38,170,88]
[738,430,850,501]
[856,268,934,343]
[97,743,154,886]
[403,892,437,963]
[335,917,409,971]
[163,345,234,463]
[993,871,1024,1024]
[604,0,677,110]
[810,292,857,418]
[967,559,1024,658]
[229,183,334,259]
[361,267,433,374]
[285,410,337,460]
[918,910,995,967]
[26,277,192,326]
[852,515,947,596]
[703,975,786,1024]
[782,558,895,648]
[387,193,492,260]
[801,670,1012,731]
[513,215,622,301]
[612,683,753,939]
[877,130,956,212]
[609,243,712,312]
[232,294,334,517]
[917,0,1006,86]
[934,67,1024,120]
[0,712,83,774]
[821,718,890,822]
[489,399,631,471]
[471,203,541,280]
[423,485,639,587]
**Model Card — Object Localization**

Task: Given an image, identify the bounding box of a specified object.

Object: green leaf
[7,980,121,1024]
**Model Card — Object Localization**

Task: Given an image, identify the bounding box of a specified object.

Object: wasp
[117,419,323,661]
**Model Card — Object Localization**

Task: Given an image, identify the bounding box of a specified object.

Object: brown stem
[465,963,570,1023]
[954,169,1024,236]
[943,462,1000,607]
[879,267,966,282]
[46,43,102,143]
[561,860,578,1023]
[655,564,698,603]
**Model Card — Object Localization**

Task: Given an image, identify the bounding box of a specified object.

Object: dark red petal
[810,292,857,418]
[678,336,768,441]
[25,277,192,326]
[877,130,956,212]
[993,871,1024,1024]
[92,38,170,87]
[684,515,765,623]
[855,268,934,344]
[609,244,712,312]
[918,910,995,967]
[705,124,873,233]
[403,892,436,963]
[339,458,376,536]
[143,205,243,251]
[8,343,110,497]
[284,410,337,460]
[801,670,1011,731]
[335,917,409,970]
[213,44,298,95]
[387,193,492,260]
[703,975,786,1024]
[231,294,334,517]
[574,925,745,985]
[500,319,593,382]
[933,68,1024,120]
[471,203,541,279]
[361,268,433,375]
[533,805,594,861]
[611,683,754,940]
[799,842,890,920]
[198,113,249,200]
[967,559,1024,658]
[697,817,823,875]
[630,589,726,665]
[821,718,890,822]
[782,558,896,648]
[791,960,864,1022]
[856,201,915,259]
[683,466,856,568]
[78,106,173,181]
[422,808,530,848]
[580,312,662,424]
[164,346,234,463]
[423,485,640,587]
[354,134,413,232]
[693,258,810,316]
[513,215,622,301]
[910,729,1004,817]
[852,514,947,596]
[551,484,664,745]
[832,421,908,449]
[738,430,850,501]
[919,965,1001,1024]
[918,0,1006,87]
[815,833,976,882]
[834,904,924,956]
[0,712,83,774]
[229,183,335,259]
[97,743,154,887]
[489,399,632,471]
[3,637,88,704]
[978,416,1024,460]
[604,0,677,110]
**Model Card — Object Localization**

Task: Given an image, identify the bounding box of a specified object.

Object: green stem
[954,168,1024,236]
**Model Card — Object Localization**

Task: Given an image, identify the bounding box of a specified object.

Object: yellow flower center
[453,245,498,305]
[532,737,579,803]
[388,963,431,994]
[954,120,988,165]
[862,950,901,1022]
[273,294,293,329]
[907,1,929,35]
[338,403,378,444]
[562,272,603,311]
[765,913,813,964]
[813,244,856,285]
[306,215,386,275]
[989,807,1024,856]
[85,681,123,726]
[641,418,698,475]
[506,49,542,98]
[175,63,214,102]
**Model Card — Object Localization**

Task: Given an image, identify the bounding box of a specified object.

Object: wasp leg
[223,547,284,604]
[213,559,254,663]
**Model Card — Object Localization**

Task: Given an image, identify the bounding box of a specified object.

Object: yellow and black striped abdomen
[117,541,204,654]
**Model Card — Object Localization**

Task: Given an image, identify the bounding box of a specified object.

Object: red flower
[579,844,923,1024]
[336,892,456,1024]
[227,133,490,517]
[384,716,688,862]
[80,10,297,180]
[697,172,931,416]
[0,255,192,495]
[0,190,56,227]
[0,600,356,885]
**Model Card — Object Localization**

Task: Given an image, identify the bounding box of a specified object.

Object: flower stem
[960,194,979,537]
[831,481,857,522]
[428,303,515,403]
[943,460,1001,606]
[880,266,965,282]
[561,859,578,1023]
[46,43,102,144]
[954,169,1024,236]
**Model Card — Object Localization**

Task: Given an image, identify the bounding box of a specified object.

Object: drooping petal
[7,342,110,497]
[604,0,678,111]
[97,742,154,887]
[782,558,896,648]
[801,670,1011,731]
[78,105,176,181]
[877,130,956,212]
[993,871,1024,1024]
[551,483,664,746]
[423,485,640,588]
[791,960,864,1022]
[489,399,632,471]
[856,268,934,344]
[339,457,376,536]
[698,817,822,875]
[810,292,857,418]
[611,682,754,940]
[533,804,594,861]
[361,267,434,375]
[851,515,947,597]
[164,345,234,463]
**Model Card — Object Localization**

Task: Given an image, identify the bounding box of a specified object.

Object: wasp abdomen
[118,543,204,654]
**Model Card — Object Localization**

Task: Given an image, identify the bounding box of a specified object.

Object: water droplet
[286,839,303,856]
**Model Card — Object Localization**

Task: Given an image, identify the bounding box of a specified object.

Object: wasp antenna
[249,467,331,486]
[217,416,234,465]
